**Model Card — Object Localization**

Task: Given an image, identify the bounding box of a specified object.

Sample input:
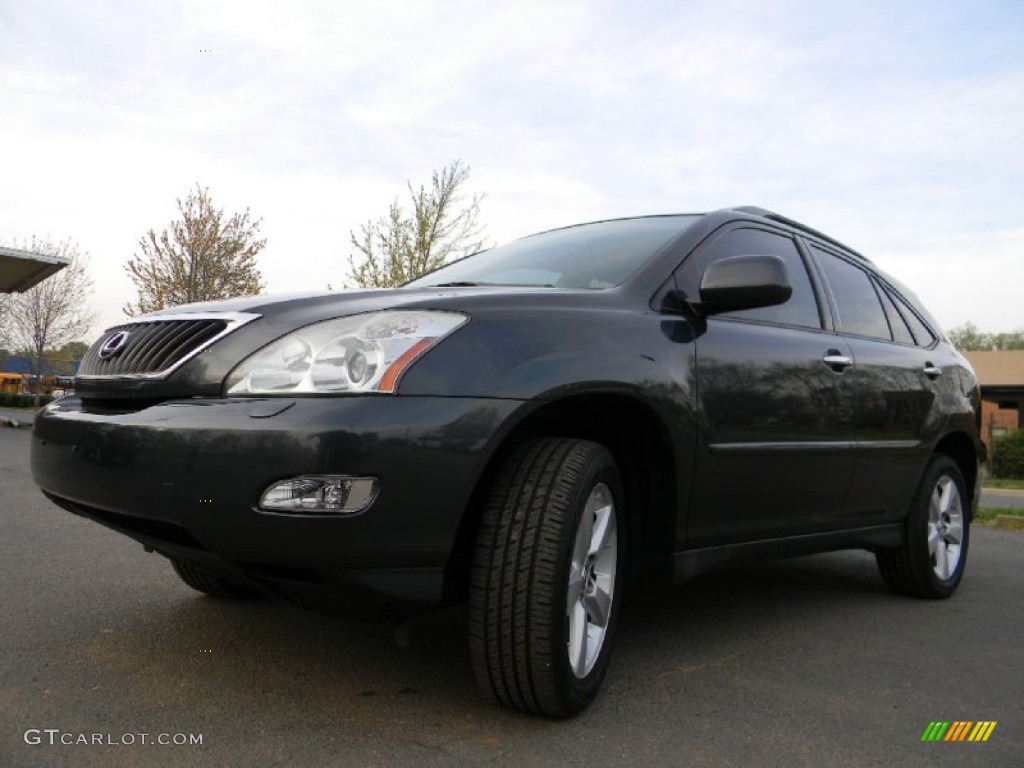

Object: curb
[982,487,1024,497]
[995,515,1024,531]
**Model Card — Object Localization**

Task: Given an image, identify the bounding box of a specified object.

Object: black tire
[469,438,625,717]
[170,558,263,600]
[876,455,970,599]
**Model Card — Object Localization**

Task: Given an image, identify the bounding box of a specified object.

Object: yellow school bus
[0,373,22,394]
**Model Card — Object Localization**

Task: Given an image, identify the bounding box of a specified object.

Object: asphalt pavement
[1,427,1022,767]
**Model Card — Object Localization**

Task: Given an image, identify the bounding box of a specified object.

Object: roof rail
[727,206,871,263]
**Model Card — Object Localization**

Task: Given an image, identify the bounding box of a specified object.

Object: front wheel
[469,438,625,717]
[876,455,970,598]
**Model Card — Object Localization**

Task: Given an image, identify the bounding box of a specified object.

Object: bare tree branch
[124,184,266,315]
[4,237,97,405]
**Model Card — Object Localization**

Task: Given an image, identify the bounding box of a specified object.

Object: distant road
[981,488,1024,510]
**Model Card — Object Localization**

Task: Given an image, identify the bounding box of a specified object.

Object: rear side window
[686,228,822,329]
[813,247,890,340]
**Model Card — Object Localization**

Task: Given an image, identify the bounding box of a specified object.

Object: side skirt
[672,524,903,583]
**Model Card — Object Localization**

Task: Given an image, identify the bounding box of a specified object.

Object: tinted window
[893,293,936,347]
[876,284,915,345]
[687,228,821,329]
[813,247,890,340]
[405,215,699,290]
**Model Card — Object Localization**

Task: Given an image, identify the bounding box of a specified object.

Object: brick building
[964,350,1024,452]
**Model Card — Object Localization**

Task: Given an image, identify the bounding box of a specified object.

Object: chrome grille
[78,312,259,379]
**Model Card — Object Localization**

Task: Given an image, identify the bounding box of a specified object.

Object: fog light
[259,475,379,515]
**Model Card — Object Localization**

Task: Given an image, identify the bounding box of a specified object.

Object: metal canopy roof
[0,245,69,292]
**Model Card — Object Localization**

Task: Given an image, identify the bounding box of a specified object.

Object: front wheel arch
[445,393,679,606]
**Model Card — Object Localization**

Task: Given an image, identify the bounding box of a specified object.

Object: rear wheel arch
[876,453,970,598]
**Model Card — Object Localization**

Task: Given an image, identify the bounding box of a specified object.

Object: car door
[677,226,858,548]
[808,244,939,520]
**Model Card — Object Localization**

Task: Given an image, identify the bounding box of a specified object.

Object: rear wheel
[170,558,263,600]
[876,455,970,598]
[469,438,625,717]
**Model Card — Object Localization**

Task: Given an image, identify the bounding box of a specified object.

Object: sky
[1,0,1022,341]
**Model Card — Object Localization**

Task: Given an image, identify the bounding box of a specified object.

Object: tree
[948,322,990,351]
[0,292,10,350]
[5,237,97,404]
[346,159,486,288]
[948,322,1024,351]
[124,184,266,315]
[990,331,1024,351]
[56,340,90,360]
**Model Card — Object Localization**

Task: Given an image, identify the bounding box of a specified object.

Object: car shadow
[43,548,897,740]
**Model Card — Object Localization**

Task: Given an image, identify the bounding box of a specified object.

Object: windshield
[404,215,699,290]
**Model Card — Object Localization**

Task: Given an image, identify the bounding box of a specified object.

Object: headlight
[225,310,468,395]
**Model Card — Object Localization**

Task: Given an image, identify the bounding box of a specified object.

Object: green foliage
[948,322,1024,351]
[974,508,1024,530]
[57,341,89,359]
[991,429,1024,479]
[0,392,52,408]
[346,160,486,288]
[975,507,1024,521]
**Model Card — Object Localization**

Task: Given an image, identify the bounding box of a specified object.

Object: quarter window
[813,247,891,340]
[876,284,915,345]
[894,293,936,347]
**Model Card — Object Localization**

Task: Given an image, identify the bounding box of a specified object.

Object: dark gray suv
[32,206,982,717]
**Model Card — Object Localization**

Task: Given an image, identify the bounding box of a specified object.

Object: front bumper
[32,395,528,616]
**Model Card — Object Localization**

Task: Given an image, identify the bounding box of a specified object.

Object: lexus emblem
[98,330,132,360]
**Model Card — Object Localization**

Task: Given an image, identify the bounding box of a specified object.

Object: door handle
[822,351,854,372]
[923,363,943,379]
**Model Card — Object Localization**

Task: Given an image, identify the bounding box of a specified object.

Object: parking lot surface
[1,427,1021,767]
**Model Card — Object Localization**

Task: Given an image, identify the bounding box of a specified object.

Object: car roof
[723,206,873,265]
[517,207,873,266]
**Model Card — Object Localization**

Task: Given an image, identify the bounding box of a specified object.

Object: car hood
[143,286,558,321]
[74,285,622,401]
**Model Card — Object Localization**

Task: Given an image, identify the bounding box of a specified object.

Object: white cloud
[1,0,1021,340]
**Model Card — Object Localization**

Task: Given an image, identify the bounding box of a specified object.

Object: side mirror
[697,254,792,315]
